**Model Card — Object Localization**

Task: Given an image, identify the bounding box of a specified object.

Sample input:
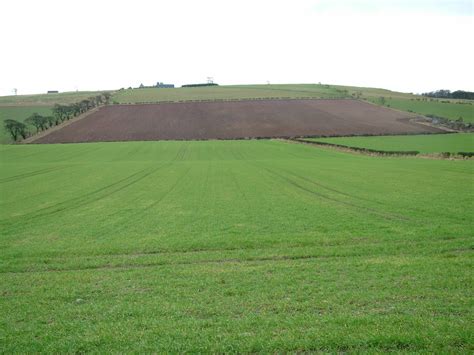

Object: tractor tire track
[96,166,193,234]
[2,253,343,274]
[281,168,436,221]
[0,165,165,225]
[0,166,69,184]
[280,168,387,207]
[3,234,470,274]
[143,167,192,211]
[260,165,410,221]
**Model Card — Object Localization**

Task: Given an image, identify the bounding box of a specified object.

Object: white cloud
[0,0,472,96]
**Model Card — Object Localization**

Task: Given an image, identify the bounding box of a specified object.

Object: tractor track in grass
[260,166,411,221]
[230,167,251,209]
[89,165,193,238]
[0,253,362,275]
[2,235,470,274]
[0,165,166,224]
[279,168,447,222]
[4,142,195,231]
[280,168,388,207]
[0,166,68,184]
[234,153,410,221]
[220,146,410,221]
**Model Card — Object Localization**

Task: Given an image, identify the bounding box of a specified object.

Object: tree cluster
[4,92,112,142]
[424,114,473,132]
[422,90,474,100]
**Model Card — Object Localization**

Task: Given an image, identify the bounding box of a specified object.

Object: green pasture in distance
[0,106,53,143]
[112,84,348,103]
[0,91,106,106]
[307,133,474,153]
[333,84,417,99]
[332,84,473,122]
[1,140,472,352]
[366,97,474,123]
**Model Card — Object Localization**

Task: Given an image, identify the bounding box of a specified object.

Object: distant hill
[1,84,473,143]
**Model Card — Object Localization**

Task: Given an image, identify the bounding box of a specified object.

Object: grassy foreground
[1,140,473,352]
[308,133,474,154]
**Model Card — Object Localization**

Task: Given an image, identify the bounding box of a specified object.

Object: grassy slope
[1,140,472,352]
[334,84,416,99]
[112,84,349,103]
[0,106,53,143]
[334,85,474,123]
[366,97,474,123]
[307,133,474,153]
[0,91,110,143]
[0,91,106,106]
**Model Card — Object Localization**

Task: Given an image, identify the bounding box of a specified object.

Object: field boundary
[288,138,474,159]
[22,106,103,144]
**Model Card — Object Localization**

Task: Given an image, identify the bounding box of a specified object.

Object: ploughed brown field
[33,99,442,143]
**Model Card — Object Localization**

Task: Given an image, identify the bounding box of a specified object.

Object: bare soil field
[32,99,443,143]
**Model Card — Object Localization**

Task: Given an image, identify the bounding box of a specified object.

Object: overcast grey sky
[0,0,472,96]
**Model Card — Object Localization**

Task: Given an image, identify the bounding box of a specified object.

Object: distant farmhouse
[156,82,174,88]
[47,90,59,94]
[137,82,174,89]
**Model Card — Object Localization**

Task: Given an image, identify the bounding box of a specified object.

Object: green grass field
[307,133,474,154]
[1,140,472,352]
[0,91,106,106]
[335,84,416,99]
[335,84,474,123]
[112,84,348,103]
[366,97,474,123]
[0,106,53,143]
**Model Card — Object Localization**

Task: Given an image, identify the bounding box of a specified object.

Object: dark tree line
[4,92,112,142]
[422,90,474,100]
[181,83,219,88]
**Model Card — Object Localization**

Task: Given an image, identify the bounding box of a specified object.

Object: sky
[0,0,472,96]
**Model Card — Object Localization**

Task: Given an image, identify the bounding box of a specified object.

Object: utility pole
[13,88,17,95]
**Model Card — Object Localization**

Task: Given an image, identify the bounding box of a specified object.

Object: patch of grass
[0,106,53,143]
[0,140,472,352]
[306,133,474,154]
